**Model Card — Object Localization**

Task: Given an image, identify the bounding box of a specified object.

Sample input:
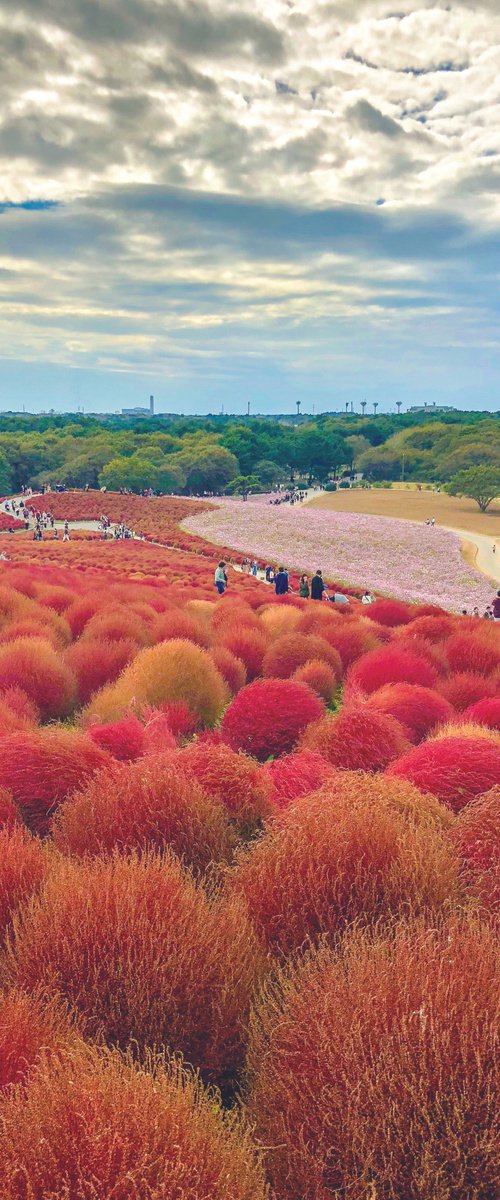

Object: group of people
[464,593,500,620]
[214,558,370,607]
[268,489,307,507]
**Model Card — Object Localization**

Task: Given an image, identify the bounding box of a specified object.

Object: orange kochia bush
[8,851,266,1089]
[85,639,228,727]
[245,917,499,1200]
[301,707,410,772]
[0,990,74,1092]
[0,827,46,946]
[0,637,76,720]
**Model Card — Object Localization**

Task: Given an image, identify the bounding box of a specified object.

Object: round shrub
[222,679,324,762]
[210,645,247,694]
[65,636,137,707]
[245,917,499,1200]
[230,777,459,954]
[9,851,265,1088]
[346,644,438,695]
[0,990,72,1091]
[87,639,228,728]
[292,659,337,701]
[53,754,236,872]
[0,637,76,720]
[464,696,500,730]
[0,1044,268,1200]
[217,629,268,681]
[151,700,199,738]
[319,619,380,670]
[265,750,339,809]
[301,707,410,772]
[258,604,302,640]
[450,787,499,912]
[0,729,111,835]
[387,734,500,813]
[88,713,146,761]
[446,631,500,677]
[0,686,39,725]
[80,607,151,647]
[65,594,106,638]
[262,633,342,681]
[366,597,411,626]
[153,608,209,647]
[439,671,498,712]
[177,742,273,827]
[399,613,454,642]
[0,827,46,946]
[366,683,454,742]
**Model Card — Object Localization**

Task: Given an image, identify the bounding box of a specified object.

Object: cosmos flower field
[0,492,498,1198]
[183,496,492,611]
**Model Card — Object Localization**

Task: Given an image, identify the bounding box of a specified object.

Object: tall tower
[396,401,402,416]
[361,400,367,417]
[149,395,154,415]
[373,402,378,416]
[345,402,349,414]
[247,400,251,417]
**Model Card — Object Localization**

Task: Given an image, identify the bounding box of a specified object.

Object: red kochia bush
[451,787,499,912]
[0,729,111,834]
[151,700,199,738]
[399,613,454,642]
[464,696,500,730]
[0,637,76,720]
[9,852,265,1088]
[209,645,247,694]
[439,671,498,712]
[346,644,438,696]
[177,742,273,827]
[245,918,499,1200]
[53,754,235,872]
[445,631,500,677]
[0,827,46,945]
[88,714,146,761]
[0,990,72,1091]
[292,659,337,701]
[230,776,459,954]
[262,634,342,681]
[388,735,500,813]
[142,713,178,755]
[222,679,324,762]
[320,619,380,670]
[217,629,268,681]
[0,787,20,830]
[301,707,410,772]
[0,1046,268,1200]
[265,750,338,809]
[366,597,411,626]
[65,636,137,706]
[366,682,454,742]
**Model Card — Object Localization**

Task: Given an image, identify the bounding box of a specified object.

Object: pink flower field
[182,499,492,611]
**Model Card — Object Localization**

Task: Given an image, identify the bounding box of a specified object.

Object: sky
[1,0,499,415]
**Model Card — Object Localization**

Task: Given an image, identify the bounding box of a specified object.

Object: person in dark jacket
[274,566,289,596]
[311,569,328,600]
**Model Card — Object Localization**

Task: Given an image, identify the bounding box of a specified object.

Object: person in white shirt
[361,591,374,604]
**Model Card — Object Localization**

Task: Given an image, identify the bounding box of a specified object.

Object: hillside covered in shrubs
[0,542,498,1198]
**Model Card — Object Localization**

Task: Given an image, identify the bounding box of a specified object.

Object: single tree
[444,466,500,512]
[226,475,260,500]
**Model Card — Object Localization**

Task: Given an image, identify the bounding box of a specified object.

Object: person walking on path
[274,566,290,596]
[214,562,228,595]
[311,569,328,601]
[299,573,310,598]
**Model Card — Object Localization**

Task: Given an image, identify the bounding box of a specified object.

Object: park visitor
[311,570,327,601]
[299,573,310,598]
[214,562,228,595]
[329,592,350,607]
[361,590,374,604]
[493,591,500,620]
[274,566,289,595]
[251,560,258,576]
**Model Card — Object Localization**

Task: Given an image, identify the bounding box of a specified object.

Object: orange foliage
[86,639,228,727]
[0,827,46,945]
[262,633,342,681]
[0,729,111,834]
[0,637,76,720]
[177,742,274,827]
[301,707,410,772]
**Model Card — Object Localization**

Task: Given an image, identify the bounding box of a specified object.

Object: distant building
[407,403,458,413]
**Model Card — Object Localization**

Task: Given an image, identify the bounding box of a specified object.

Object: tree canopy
[444,466,500,512]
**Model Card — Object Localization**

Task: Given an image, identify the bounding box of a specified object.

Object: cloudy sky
[1,0,499,414]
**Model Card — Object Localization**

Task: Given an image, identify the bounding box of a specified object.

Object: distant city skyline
[1,2,499,413]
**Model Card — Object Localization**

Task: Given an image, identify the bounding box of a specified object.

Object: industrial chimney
[149,395,154,415]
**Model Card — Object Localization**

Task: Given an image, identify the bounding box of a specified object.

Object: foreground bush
[0,827,46,946]
[0,729,111,834]
[53,754,236,872]
[229,776,459,954]
[464,696,500,731]
[0,637,76,720]
[0,990,72,1091]
[451,787,499,914]
[245,918,499,1200]
[0,787,20,831]
[388,734,500,813]
[301,707,410,772]
[0,1045,268,1200]
[222,679,324,761]
[88,713,146,761]
[264,750,339,808]
[177,742,273,827]
[439,670,498,712]
[9,851,265,1088]
[87,638,228,727]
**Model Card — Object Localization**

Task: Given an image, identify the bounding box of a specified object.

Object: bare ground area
[308,487,500,538]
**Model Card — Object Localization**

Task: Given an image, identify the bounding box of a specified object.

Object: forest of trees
[0,409,497,497]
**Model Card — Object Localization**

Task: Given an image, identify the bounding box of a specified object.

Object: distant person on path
[63,522,70,542]
[299,573,310,598]
[274,566,289,596]
[311,570,328,601]
[251,560,258,576]
[214,562,228,595]
[493,591,500,620]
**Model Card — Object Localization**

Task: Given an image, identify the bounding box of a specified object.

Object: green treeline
[0,409,497,495]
